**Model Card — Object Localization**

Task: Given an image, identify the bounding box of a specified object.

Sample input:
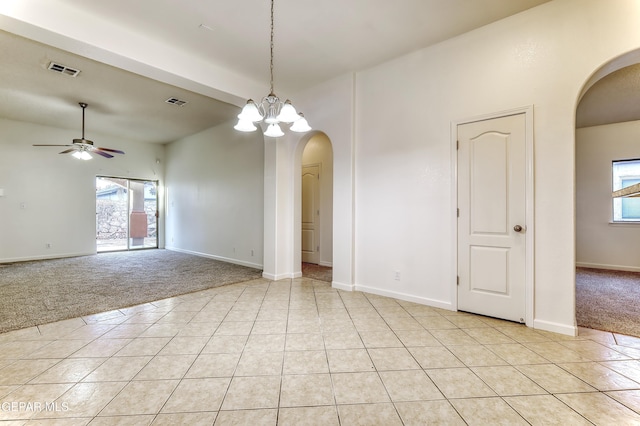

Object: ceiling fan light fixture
[72,150,92,160]
[233,0,311,137]
[33,102,125,160]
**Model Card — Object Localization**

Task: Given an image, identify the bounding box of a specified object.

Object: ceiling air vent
[165,97,188,107]
[47,62,80,77]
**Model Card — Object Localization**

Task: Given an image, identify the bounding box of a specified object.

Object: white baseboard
[332,281,355,291]
[533,319,577,336]
[353,284,455,311]
[166,247,263,270]
[319,261,333,267]
[0,251,95,264]
[262,272,296,281]
[330,280,454,311]
[576,262,640,272]
[292,271,303,278]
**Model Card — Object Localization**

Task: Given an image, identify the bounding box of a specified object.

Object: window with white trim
[612,159,640,222]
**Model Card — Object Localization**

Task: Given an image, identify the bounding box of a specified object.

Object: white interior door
[302,164,320,264]
[457,113,526,323]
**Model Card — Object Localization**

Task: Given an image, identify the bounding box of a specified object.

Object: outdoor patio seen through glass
[96,176,158,252]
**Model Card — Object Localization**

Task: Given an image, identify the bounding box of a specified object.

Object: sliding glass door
[96,176,158,252]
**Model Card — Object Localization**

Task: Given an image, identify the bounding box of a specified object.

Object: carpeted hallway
[576,267,640,338]
[301,263,332,283]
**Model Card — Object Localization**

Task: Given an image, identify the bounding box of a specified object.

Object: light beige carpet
[0,250,262,333]
[301,262,332,283]
[576,267,640,338]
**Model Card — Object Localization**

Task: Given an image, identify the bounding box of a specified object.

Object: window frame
[611,158,640,223]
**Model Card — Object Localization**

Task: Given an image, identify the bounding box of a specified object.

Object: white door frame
[451,106,535,327]
[302,163,322,264]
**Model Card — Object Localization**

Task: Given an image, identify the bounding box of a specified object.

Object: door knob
[513,225,523,232]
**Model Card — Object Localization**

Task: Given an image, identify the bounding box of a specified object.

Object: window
[612,159,640,222]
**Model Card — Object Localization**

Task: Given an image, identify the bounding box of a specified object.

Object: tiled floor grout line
[2,277,640,423]
[151,292,220,425]
[310,278,343,425]
[365,291,640,424]
[379,297,537,425]
[90,307,178,422]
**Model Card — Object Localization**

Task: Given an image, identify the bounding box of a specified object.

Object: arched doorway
[575,49,640,338]
[295,132,333,282]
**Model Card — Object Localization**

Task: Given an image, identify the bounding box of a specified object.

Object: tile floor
[1,277,640,425]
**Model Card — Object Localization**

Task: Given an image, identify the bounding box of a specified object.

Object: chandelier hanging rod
[268,0,275,96]
[234,0,312,137]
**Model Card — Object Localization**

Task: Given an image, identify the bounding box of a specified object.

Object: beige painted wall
[576,121,640,271]
[0,117,165,262]
[344,0,640,334]
[165,122,264,269]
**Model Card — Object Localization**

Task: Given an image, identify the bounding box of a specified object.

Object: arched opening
[293,131,334,282]
[575,49,640,338]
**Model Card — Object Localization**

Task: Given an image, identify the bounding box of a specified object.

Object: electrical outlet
[394,270,401,281]
[45,243,51,249]
[251,249,255,256]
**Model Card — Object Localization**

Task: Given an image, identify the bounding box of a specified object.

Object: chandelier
[234,0,311,137]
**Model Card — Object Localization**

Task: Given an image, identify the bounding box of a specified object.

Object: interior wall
[0,117,165,262]
[7,0,640,337]
[576,120,640,271]
[343,0,640,335]
[165,121,264,269]
[263,73,355,286]
[301,133,333,266]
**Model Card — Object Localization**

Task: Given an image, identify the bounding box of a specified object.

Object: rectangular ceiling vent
[47,62,80,77]
[165,97,188,107]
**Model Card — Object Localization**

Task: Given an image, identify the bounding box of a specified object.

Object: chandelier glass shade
[234,0,311,137]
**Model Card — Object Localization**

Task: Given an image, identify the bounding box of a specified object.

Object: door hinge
[457,208,459,218]
[317,209,320,216]
[456,140,459,150]
[457,276,460,286]
[317,245,320,252]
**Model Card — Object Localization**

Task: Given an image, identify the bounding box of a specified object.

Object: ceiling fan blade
[95,147,125,154]
[93,150,114,159]
[59,148,78,154]
[33,144,73,147]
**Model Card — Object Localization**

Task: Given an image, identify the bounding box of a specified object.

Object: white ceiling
[0,30,240,144]
[0,0,585,144]
[58,0,553,95]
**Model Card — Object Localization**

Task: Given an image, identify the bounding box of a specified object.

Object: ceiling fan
[33,102,125,160]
